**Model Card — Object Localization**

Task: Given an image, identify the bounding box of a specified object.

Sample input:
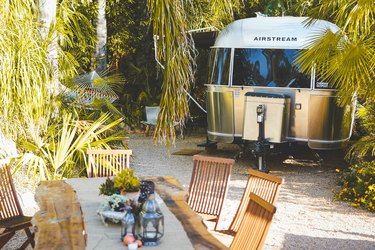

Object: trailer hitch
[254,104,270,173]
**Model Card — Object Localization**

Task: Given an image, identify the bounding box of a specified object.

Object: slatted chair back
[0,159,35,249]
[230,193,276,250]
[228,169,283,234]
[187,155,233,229]
[87,149,132,177]
[0,159,23,220]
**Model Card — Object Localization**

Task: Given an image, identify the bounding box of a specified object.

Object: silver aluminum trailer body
[206,17,355,150]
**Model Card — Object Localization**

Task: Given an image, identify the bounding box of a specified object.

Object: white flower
[97,194,133,225]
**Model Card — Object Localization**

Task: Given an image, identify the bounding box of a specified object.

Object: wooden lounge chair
[227,169,283,235]
[86,149,132,177]
[230,193,276,250]
[187,155,234,230]
[0,159,35,249]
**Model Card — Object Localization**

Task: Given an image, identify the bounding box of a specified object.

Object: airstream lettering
[253,37,298,42]
[206,17,355,150]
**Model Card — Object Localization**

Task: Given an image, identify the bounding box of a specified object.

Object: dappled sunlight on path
[129,132,375,250]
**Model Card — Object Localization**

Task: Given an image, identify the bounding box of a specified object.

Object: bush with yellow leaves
[336,161,375,211]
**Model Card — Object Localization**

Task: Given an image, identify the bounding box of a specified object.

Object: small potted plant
[113,169,141,200]
[99,177,120,196]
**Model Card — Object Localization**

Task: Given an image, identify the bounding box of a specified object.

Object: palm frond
[148,0,196,147]
[104,100,125,119]
[95,70,126,92]
[15,153,50,181]
[210,0,238,25]
[14,112,125,181]
[345,100,375,161]
[0,0,54,141]
[296,26,374,104]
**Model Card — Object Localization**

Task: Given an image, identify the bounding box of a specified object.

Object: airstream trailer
[206,16,355,150]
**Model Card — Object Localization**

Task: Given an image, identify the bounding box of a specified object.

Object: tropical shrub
[0,1,131,184]
[14,112,125,181]
[335,100,375,211]
[0,0,96,140]
[0,0,54,143]
[292,0,375,212]
[336,161,375,211]
[347,100,375,162]
[72,0,162,128]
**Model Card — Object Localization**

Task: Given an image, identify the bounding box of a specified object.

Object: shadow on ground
[197,140,349,173]
[282,234,375,250]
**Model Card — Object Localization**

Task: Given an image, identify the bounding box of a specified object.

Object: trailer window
[209,48,231,85]
[232,49,310,88]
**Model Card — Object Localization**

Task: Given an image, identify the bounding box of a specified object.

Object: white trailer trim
[213,17,340,49]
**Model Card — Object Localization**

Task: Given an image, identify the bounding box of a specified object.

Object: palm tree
[148,0,238,147]
[0,0,54,143]
[0,0,96,137]
[95,0,107,73]
[295,1,375,159]
[296,0,375,104]
[0,0,131,183]
[0,1,115,172]
[15,112,124,180]
[38,0,60,94]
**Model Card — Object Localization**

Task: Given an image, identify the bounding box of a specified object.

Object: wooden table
[32,176,228,250]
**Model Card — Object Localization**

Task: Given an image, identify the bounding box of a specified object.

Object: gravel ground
[127,132,375,250]
[5,131,375,249]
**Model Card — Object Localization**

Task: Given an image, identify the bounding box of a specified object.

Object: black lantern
[121,206,136,240]
[137,192,164,246]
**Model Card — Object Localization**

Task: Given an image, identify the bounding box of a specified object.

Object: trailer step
[197,140,217,149]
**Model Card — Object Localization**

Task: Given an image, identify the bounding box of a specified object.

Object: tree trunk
[38,0,62,95]
[95,0,107,73]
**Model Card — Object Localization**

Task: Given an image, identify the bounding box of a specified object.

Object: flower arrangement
[97,194,140,224]
[97,169,141,224]
[97,194,130,224]
[107,194,128,211]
